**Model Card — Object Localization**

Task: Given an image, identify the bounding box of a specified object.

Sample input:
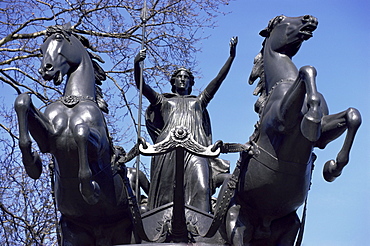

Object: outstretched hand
[229,36,238,58]
[135,48,147,63]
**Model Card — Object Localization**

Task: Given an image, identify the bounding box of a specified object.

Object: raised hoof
[301,114,321,142]
[323,160,341,182]
[23,152,42,179]
[79,181,100,205]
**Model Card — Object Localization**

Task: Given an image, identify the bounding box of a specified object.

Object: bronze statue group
[14,15,361,245]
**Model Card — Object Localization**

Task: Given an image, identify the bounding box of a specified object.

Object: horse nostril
[302,15,318,25]
[45,63,53,71]
[39,63,53,74]
[302,15,311,22]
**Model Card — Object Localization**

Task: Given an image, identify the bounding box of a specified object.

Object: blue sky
[187,0,369,245]
[1,0,368,245]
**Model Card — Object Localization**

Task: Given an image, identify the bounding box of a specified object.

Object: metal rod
[135,0,147,203]
[171,147,188,242]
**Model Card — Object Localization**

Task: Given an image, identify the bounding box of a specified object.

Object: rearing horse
[14,24,134,245]
[225,15,361,245]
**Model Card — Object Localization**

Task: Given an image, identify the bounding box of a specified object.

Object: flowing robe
[146,92,228,212]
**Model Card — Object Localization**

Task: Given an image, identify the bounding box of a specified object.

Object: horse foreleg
[74,123,100,205]
[298,66,323,142]
[14,93,43,179]
[279,66,322,142]
[225,203,250,246]
[317,108,361,182]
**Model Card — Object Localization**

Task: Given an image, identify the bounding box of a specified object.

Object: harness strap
[117,164,157,243]
[295,195,308,246]
[58,95,95,107]
[114,143,155,242]
[48,157,62,246]
[295,154,315,246]
[249,141,315,245]
[201,142,252,238]
[250,141,312,176]
[117,142,140,164]
[219,142,251,153]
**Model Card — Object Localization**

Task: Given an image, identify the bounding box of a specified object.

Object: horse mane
[45,24,109,113]
[248,51,266,116]
[248,15,286,141]
[248,15,286,116]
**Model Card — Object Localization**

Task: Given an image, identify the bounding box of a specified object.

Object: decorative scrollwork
[139,126,221,157]
[59,95,95,107]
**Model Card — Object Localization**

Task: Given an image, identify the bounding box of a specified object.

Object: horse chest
[45,102,102,138]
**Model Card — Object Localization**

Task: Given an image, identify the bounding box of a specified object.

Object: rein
[200,142,252,238]
[250,141,313,176]
[48,157,61,246]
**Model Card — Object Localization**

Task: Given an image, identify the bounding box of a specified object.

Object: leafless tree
[0,0,231,244]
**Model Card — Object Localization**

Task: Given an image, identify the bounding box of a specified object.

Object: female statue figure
[134,37,237,212]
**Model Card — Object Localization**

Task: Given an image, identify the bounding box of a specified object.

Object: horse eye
[55,34,63,40]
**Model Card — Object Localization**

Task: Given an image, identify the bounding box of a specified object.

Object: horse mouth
[52,71,64,85]
[299,24,317,40]
[41,70,63,85]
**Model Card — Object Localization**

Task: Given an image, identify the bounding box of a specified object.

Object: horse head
[260,15,318,57]
[249,15,319,100]
[39,23,91,85]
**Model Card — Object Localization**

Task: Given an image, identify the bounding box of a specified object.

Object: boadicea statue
[14,24,143,245]
[13,15,362,246]
[223,15,361,245]
[134,37,237,213]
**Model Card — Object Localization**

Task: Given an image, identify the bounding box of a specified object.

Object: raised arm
[134,49,158,104]
[201,37,238,102]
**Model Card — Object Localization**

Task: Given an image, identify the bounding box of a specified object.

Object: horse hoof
[301,114,321,142]
[323,160,341,182]
[24,152,42,179]
[80,181,100,205]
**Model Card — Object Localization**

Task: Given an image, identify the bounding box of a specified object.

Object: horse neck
[64,53,96,98]
[263,39,299,92]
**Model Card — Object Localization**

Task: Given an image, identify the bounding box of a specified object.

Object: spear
[135,0,147,202]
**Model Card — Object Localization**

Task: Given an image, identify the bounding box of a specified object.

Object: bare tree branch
[0,0,232,244]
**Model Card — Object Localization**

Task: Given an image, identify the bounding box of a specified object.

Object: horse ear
[62,22,72,33]
[259,15,285,37]
[259,28,270,37]
[64,22,72,29]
